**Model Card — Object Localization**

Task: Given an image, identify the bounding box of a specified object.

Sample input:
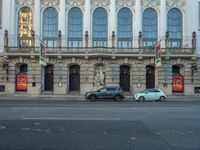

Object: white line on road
[21,117,121,121]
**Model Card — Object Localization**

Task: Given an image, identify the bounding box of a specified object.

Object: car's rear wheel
[114,95,122,102]
[89,95,96,101]
[159,96,166,102]
[139,96,145,102]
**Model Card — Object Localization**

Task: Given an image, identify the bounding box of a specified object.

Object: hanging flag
[154,42,161,67]
[39,40,47,66]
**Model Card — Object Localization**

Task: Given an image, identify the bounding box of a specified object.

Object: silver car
[133,88,166,101]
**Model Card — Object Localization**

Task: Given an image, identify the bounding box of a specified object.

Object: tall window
[18,7,33,47]
[167,8,182,48]
[117,8,133,48]
[93,7,108,47]
[142,8,158,47]
[43,7,58,47]
[68,7,83,47]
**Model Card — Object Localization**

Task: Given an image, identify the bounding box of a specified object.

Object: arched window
[43,7,58,47]
[18,7,33,47]
[117,8,133,48]
[167,8,182,48]
[68,7,83,47]
[142,8,158,47]
[93,7,108,47]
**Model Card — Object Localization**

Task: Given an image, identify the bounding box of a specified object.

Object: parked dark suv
[85,86,125,101]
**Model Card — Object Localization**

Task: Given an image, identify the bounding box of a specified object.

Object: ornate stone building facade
[0,0,200,95]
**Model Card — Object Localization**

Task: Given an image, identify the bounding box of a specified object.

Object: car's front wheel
[89,95,96,101]
[139,96,145,101]
[159,96,166,102]
[114,95,122,102]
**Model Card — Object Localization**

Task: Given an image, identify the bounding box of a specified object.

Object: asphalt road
[0,99,200,150]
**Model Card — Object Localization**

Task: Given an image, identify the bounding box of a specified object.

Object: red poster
[172,74,184,92]
[16,73,28,91]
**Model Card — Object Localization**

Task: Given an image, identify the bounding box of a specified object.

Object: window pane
[142,8,158,47]
[18,7,34,47]
[43,7,58,47]
[68,7,83,47]
[93,8,108,47]
[167,8,182,48]
[117,8,133,48]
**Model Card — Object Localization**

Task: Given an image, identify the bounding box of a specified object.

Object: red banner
[172,74,184,92]
[16,73,28,91]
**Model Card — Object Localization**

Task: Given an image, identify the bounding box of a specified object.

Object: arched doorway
[172,65,184,92]
[69,65,80,92]
[44,65,54,91]
[16,64,28,91]
[146,65,155,89]
[120,65,130,92]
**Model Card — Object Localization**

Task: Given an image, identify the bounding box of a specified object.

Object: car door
[146,89,154,100]
[106,88,116,98]
[153,89,161,100]
[98,88,107,99]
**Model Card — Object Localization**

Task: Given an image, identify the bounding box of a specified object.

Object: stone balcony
[3,30,197,60]
[4,46,196,60]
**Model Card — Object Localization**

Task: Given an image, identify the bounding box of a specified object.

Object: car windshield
[141,89,147,93]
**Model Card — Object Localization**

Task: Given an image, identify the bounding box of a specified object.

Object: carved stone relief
[116,0,135,10]
[41,0,60,7]
[93,65,106,87]
[92,0,110,10]
[167,0,185,10]
[141,0,160,11]
[16,0,34,6]
[66,0,85,8]
[16,0,34,9]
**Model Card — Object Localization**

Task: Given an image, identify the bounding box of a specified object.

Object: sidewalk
[0,94,199,101]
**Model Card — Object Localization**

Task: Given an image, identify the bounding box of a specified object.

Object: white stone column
[135,0,141,47]
[34,0,41,46]
[1,0,11,50]
[2,0,11,31]
[59,0,66,46]
[84,0,91,47]
[10,0,16,36]
[109,0,116,47]
[160,0,167,48]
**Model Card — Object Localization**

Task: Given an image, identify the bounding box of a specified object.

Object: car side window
[100,88,106,92]
[107,88,116,91]
[147,89,152,93]
[154,89,160,92]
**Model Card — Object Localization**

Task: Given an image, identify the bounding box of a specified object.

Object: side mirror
[145,92,148,94]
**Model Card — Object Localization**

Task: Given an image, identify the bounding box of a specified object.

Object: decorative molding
[16,0,35,8]
[116,0,135,9]
[167,0,185,11]
[66,0,85,7]
[41,0,60,7]
[17,0,35,6]
[92,0,110,10]
[141,0,160,11]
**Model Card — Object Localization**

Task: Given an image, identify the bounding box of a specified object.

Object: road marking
[21,117,121,121]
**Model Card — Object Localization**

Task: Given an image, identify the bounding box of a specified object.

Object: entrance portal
[16,64,28,91]
[44,65,54,91]
[172,65,184,92]
[69,65,80,92]
[120,65,130,92]
[146,65,155,89]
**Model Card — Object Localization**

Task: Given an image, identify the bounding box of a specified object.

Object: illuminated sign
[172,74,184,92]
[16,73,28,91]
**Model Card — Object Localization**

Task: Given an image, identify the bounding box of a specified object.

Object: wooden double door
[120,65,130,92]
[45,65,54,91]
[69,65,80,92]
